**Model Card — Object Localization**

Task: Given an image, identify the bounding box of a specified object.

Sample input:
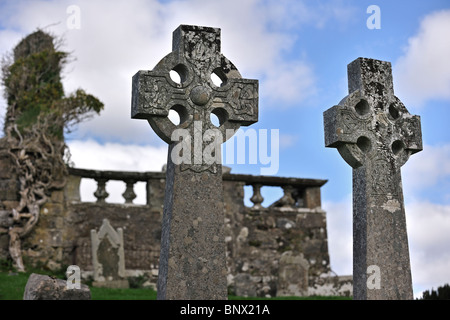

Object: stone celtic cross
[131,25,258,299]
[324,58,422,300]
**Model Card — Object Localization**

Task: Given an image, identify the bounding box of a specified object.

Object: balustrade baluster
[250,184,264,209]
[94,178,109,203]
[278,185,296,207]
[122,180,137,204]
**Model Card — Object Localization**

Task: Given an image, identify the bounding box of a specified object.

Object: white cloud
[395,9,450,107]
[67,139,167,171]
[261,60,316,107]
[323,195,353,276]
[406,201,450,298]
[0,0,356,143]
[402,144,450,201]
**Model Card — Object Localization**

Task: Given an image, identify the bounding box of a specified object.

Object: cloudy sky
[1,0,449,298]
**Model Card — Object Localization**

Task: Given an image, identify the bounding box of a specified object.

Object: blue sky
[0,0,449,298]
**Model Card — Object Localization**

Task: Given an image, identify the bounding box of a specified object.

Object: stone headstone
[131,25,258,299]
[276,251,309,297]
[91,218,129,288]
[233,273,258,297]
[23,273,91,300]
[324,57,422,299]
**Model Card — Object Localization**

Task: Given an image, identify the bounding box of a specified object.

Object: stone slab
[23,273,91,300]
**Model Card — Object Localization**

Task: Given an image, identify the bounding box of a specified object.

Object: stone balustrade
[67,167,327,210]
[67,167,165,205]
[223,172,327,210]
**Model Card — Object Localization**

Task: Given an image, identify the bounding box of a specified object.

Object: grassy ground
[0,269,159,300]
[0,268,350,300]
[0,271,29,300]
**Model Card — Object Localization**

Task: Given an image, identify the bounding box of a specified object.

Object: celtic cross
[131,25,258,300]
[324,58,422,299]
[132,25,258,173]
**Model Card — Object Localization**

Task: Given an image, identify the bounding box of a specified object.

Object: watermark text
[170,121,279,175]
[367,264,381,289]
[367,5,381,30]
[66,5,81,30]
[66,265,81,289]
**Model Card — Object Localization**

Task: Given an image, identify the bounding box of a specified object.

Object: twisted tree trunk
[1,121,67,271]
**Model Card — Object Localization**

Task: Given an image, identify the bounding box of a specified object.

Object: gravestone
[131,25,258,299]
[91,218,129,288]
[324,57,422,299]
[23,273,91,300]
[276,251,309,297]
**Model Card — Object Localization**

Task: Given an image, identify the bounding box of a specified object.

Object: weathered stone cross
[131,25,258,299]
[324,58,422,299]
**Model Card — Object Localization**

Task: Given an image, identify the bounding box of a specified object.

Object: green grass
[90,287,157,300]
[229,295,351,300]
[0,271,29,300]
[0,269,158,300]
[0,269,350,300]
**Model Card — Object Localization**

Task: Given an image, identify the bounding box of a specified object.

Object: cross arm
[131,70,172,120]
[324,91,366,148]
[212,78,259,126]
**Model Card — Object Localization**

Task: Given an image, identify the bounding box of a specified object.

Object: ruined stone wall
[16,175,164,274]
[0,138,19,259]
[0,162,351,296]
[223,181,332,297]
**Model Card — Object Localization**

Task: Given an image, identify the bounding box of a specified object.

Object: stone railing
[223,173,327,210]
[67,167,327,209]
[67,167,165,205]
